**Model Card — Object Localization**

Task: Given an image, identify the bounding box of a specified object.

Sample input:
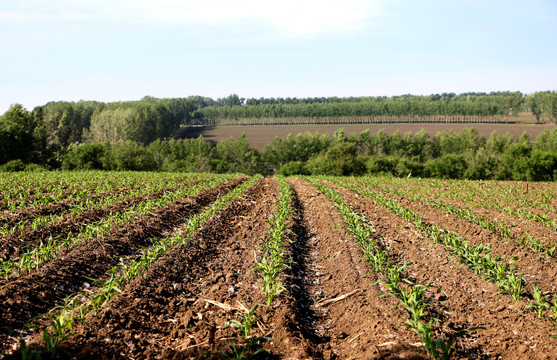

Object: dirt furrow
[56,178,282,359]
[0,184,102,212]
[0,179,206,261]
[332,182,557,359]
[0,178,245,348]
[287,178,422,359]
[388,181,557,249]
[0,183,160,228]
[376,185,557,296]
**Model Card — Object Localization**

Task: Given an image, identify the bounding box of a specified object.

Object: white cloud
[0,0,385,38]
[144,0,382,37]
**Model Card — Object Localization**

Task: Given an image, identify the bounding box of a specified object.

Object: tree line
[200,91,556,123]
[1,91,557,180]
[198,92,528,120]
[3,119,557,181]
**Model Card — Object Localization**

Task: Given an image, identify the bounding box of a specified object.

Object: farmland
[1,172,557,359]
[178,121,557,150]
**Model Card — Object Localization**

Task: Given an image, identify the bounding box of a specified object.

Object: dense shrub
[424,154,468,179]
[306,143,366,176]
[107,141,158,171]
[277,161,310,176]
[0,159,26,172]
[62,143,108,170]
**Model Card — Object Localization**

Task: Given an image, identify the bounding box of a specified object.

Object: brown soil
[6,177,428,360]
[327,180,557,359]
[0,178,245,352]
[0,185,144,228]
[4,176,557,359]
[283,178,424,359]
[370,183,557,296]
[0,179,207,261]
[179,123,557,150]
[55,178,281,359]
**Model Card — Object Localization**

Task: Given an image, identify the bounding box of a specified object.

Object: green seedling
[207,336,273,360]
[526,285,550,318]
[228,304,259,338]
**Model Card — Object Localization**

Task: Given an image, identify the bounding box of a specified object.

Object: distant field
[177,122,557,150]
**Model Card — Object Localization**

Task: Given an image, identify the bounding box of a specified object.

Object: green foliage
[214,134,262,175]
[0,159,26,172]
[277,161,309,176]
[260,132,330,171]
[366,155,398,176]
[198,92,527,121]
[501,141,532,181]
[24,163,46,172]
[425,154,468,179]
[529,91,557,123]
[0,104,35,164]
[526,150,557,181]
[106,141,158,171]
[62,143,109,170]
[3,92,557,179]
[306,142,366,176]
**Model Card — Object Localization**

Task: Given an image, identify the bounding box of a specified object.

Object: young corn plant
[254,176,292,306]
[526,285,551,318]
[254,252,286,306]
[27,296,83,357]
[335,177,529,306]
[208,336,272,360]
[355,176,557,261]
[2,176,233,282]
[15,176,258,359]
[32,176,260,349]
[303,177,470,359]
[227,304,260,338]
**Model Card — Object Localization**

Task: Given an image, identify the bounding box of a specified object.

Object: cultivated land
[178,121,556,150]
[1,172,557,359]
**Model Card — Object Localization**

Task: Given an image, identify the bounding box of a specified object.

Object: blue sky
[1,0,556,114]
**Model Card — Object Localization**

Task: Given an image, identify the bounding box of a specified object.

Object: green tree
[526,150,557,181]
[424,154,468,179]
[214,134,261,174]
[501,140,531,180]
[106,141,158,171]
[0,104,35,164]
[62,143,108,170]
[306,142,366,176]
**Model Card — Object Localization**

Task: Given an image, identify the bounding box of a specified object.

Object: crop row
[206,176,295,358]
[0,171,201,212]
[377,176,557,226]
[0,176,231,280]
[351,176,557,260]
[14,175,261,358]
[0,173,212,235]
[328,177,557,330]
[0,175,233,282]
[304,177,471,359]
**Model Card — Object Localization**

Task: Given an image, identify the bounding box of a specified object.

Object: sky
[1,0,556,114]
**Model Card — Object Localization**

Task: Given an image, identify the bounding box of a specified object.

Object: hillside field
[178,120,557,150]
[1,172,557,359]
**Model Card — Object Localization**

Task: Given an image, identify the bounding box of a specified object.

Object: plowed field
[1,172,557,359]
